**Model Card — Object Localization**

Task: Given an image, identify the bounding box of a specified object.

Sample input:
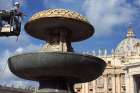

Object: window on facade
[75,89,81,93]
[107,76,112,90]
[121,74,126,92]
[108,88,112,91]
[89,89,93,91]
[108,61,111,65]
[122,86,126,91]
[77,89,80,92]
[121,60,125,63]
[96,76,104,88]
[88,89,93,93]
[121,74,125,86]
[88,81,93,91]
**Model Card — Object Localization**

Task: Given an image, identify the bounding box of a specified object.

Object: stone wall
[0,86,34,93]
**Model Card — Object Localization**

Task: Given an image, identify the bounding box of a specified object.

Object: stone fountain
[8,9,106,93]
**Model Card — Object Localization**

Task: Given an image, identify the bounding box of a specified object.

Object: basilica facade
[75,26,140,93]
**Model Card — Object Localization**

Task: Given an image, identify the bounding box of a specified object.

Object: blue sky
[0,0,140,88]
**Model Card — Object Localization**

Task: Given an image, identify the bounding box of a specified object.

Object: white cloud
[134,0,140,6]
[0,0,26,10]
[83,0,138,37]
[0,50,20,83]
[15,47,24,54]
[0,0,13,10]
[0,43,41,88]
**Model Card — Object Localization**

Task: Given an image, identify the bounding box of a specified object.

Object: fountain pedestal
[8,9,106,93]
[40,28,74,52]
[38,80,75,93]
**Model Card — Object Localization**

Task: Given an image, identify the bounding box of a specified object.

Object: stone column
[125,70,129,93]
[129,75,135,93]
[81,83,85,93]
[104,75,108,93]
[81,83,89,93]
[116,74,121,93]
[125,74,135,93]
[85,83,89,93]
[92,81,96,93]
[112,74,116,93]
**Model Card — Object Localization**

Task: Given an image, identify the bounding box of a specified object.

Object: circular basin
[8,52,106,83]
[25,17,94,42]
[24,9,94,42]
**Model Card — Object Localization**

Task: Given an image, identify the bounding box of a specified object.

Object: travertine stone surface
[30,9,88,22]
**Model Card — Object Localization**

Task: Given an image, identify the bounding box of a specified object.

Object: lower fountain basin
[8,52,106,83]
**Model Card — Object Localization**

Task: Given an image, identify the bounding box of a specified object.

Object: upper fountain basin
[24,9,94,42]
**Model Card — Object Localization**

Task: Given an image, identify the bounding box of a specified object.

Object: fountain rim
[8,52,106,83]
[9,52,103,59]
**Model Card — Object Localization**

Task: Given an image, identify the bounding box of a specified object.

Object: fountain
[8,9,106,93]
